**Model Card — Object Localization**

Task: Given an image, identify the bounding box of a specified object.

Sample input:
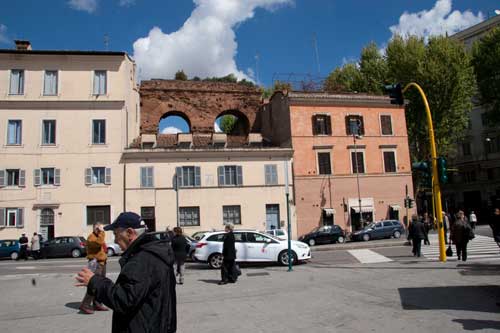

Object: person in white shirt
[469,211,477,230]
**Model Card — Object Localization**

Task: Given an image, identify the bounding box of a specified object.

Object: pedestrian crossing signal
[384,83,404,105]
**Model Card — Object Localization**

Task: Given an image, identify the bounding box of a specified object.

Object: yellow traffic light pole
[403,82,447,262]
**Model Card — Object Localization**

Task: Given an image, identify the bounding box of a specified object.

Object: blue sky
[1,0,497,132]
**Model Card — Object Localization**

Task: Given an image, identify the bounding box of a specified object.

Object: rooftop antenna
[255,52,260,84]
[312,33,321,75]
[104,34,109,51]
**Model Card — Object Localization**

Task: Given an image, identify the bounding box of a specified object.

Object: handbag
[446,245,453,257]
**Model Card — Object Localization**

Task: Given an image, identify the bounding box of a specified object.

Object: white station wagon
[194,230,311,269]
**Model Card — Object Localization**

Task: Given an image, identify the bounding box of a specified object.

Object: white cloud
[0,24,9,44]
[119,0,135,7]
[68,0,98,13]
[133,0,292,81]
[161,126,183,134]
[389,0,483,40]
[214,121,222,133]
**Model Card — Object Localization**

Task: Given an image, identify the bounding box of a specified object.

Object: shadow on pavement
[65,302,81,310]
[458,264,500,276]
[399,285,500,313]
[198,279,220,284]
[452,319,500,331]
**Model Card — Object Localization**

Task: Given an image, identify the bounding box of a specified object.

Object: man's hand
[75,267,95,287]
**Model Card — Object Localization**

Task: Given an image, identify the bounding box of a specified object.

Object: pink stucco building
[262,91,415,236]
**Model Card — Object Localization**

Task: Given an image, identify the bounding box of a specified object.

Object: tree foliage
[261,80,292,99]
[174,70,188,81]
[359,42,388,95]
[220,115,237,134]
[472,27,500,124]
[324,63,364,93]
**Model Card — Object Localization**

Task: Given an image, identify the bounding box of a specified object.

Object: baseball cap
[104,212,145,231]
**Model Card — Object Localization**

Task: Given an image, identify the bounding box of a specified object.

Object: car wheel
[278,250,297,266]
[71,248,82,258]
[393,231,401,239]
[208,253,223,269]
[308,238,316,246]
[10,251,18,260]
[107,247,115,257]
[362,234,370,242]
[337,236,345,244]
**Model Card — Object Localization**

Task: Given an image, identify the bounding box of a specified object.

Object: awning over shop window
[323,208,336,216]
[348,198,374,213]
[350,206,374,213]
[390,204,401,210]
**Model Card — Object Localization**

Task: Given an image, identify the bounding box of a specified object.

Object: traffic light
[437,157,448,184]
[412,160,432,188]
[408,198,414,208]
[384,83,404,105]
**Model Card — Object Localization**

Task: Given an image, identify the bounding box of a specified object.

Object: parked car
[149,231,197,261]
[0,240,20,260]
[298,225,346,246]
[40,236,87,258]
[265,229,288,241]
[194,230,311,269]
[106,243,122,256]
[351,220,403,241]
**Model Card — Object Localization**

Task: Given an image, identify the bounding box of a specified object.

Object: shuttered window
[383,151,397,173]
[2,208,24,228]
[176,166,201,188]
[351,152,365,174]
[264,164,278,185]
[9,70,24,95]
[35,168,60,186]
[140,167,154,188]
[380,115,393,135]
[43,70,58,95]
[93,70,107,95]
[318,152,332,175]
[345,115,364,135]
[218,165,243,186]
[312,115,332,135]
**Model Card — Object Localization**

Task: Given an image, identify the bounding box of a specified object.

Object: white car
[106,243,122,256]
[194,230,311,269]
[265,229,288,241]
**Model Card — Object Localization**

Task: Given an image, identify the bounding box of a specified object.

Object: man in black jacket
[219,223,237,285]
[408,215,426,257]
[76,212,177,333]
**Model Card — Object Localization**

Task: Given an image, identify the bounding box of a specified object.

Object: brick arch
[158,110,192,133]
[214,109,250,136]
[139,81,262,135]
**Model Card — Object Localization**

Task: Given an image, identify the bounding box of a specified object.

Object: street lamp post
[284,160,292,272]
[352,122,363,230]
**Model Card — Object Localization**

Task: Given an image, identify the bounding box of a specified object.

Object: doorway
[265,204,280,230]
[40,208,55,241]
[141,207,156,232]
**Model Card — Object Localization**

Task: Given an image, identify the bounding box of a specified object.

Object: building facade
[0,41,139,242]
[445,15,500,219]
[263,91,414,236]
[124,80,296,236]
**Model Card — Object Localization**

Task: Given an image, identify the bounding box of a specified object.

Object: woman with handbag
[451,210,472,262]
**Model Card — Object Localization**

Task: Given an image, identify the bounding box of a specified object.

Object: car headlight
[295,243,308,249]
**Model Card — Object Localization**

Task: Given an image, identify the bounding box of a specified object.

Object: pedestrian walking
[171,227,190,285]
[219,223,237,285]
[30,232,40,260]
[451,210,473,262]
[490,208,500,244]
[75,212,177,333]
[469,210,477,230]
[408,215,426,257]
[79,223,108,314]
[442,211,450,245]
[18,233,29,261]
[422,214,431,245]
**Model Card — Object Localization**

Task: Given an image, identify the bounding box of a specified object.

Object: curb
[311,240,408,252]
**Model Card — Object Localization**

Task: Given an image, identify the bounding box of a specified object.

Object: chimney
[14,40,32,50]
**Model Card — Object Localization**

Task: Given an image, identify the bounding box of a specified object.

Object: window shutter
[93,71,99,95]
[148,167,154,187]
[140,167,146,187]
[85,168,92,185]
[0,170,5,187]
[265,165,270,185]
[54,168,61,186]
[236,166,243,186]
[326,115,332,135]
[34,169,41,186]
[0,208,5,226]
[175,167,182,188]
[105,168,111,185]
[271,165,278,184]
[17,208,24,228]
[218,166,224,186]
[345,116,351,135]
[194,166,201,187]
[312,115,318,135]
[19,169,25,187]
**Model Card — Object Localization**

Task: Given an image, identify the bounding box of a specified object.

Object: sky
[1,0,498,133]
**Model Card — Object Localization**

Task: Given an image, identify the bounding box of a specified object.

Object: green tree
[174,70,188,81]
[472,27,500,124]
[324,63,364,93]
[359,42,388,94]
[261,80,292,99]
[220,115,237,134]
[386,35,475,159]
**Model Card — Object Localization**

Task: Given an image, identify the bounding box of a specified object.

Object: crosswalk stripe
[421,233,500,262]
[348,249,393,264]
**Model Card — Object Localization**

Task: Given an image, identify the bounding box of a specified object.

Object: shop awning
[390,204,401,210]
[350,206,374,213]
[323,208,336,216]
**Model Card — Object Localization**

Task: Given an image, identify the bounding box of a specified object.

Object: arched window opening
[158,112,191,134]
[214,110,249,136]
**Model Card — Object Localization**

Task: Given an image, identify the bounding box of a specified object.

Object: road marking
[348,249,393,264]
[421,234,500,262]
[15,266,37,270]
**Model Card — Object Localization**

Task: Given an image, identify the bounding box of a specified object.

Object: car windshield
[366,223,376,230]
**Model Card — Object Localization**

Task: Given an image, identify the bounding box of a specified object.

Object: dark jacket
[452,219,472,244]
[490,214,500,242]
[88,233,176,333]
[171,235,190,262]
[408,221,426,240]
[222,231,236,260]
